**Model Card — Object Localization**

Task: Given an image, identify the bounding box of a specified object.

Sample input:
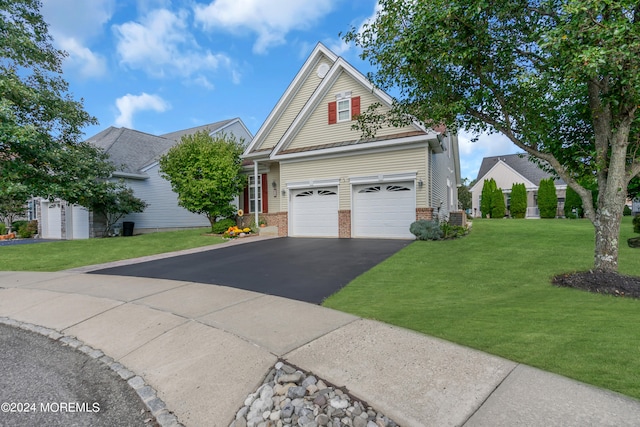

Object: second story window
[337,98,351,122]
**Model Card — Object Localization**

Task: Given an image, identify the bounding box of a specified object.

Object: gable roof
[475,153,565,187]
[243,43,338,157]
[87,127,173,177]
[244,42,441,161]
[88,118,249,177]
[161,118,237,142]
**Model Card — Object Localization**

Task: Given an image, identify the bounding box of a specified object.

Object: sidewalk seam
[460,362,520,426]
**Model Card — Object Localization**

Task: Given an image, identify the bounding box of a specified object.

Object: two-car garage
[288,180,416,239]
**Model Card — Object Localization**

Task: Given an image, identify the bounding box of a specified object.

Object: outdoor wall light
[418,179,424,188]
[281,189,286,197]
[272,180,277,197]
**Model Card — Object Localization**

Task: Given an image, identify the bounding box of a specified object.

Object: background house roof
[87,119,240,175]
[475,153,565,186]
[160,118,235,142]
[87,127,174,175]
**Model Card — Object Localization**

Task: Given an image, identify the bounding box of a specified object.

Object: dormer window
[328,92,360,125]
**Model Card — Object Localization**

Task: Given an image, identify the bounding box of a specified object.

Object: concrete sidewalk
[1,271,639,426]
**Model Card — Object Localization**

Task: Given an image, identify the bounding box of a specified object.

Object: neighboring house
[36,118,252,239]
[470,153,567,218]
[240,43,461,239]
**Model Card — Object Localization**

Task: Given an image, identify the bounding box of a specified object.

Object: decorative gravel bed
[230,361,399,427]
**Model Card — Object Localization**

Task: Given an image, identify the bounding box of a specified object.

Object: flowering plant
[223,226,252,238]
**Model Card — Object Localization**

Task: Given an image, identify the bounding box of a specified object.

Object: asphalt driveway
[90,238,411,304]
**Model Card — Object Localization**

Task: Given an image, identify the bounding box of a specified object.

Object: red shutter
[261,174,268,213]
[351,96,360,119]
[243,186,249,213]
[328,101,337,124]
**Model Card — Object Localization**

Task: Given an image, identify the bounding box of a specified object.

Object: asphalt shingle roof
[87,119,237,175]
[475,153,565,185]
[87,127,174,175]
[160,119,234,142]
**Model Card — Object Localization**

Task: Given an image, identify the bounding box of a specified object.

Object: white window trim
[336,91,352,123]
[248,175,263,213]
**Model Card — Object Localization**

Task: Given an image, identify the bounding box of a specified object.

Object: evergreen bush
[0,223,6,235]
[491,187,506,218]
[410,220,443,240]
[510,183,527,218]
[538,178,558,218]
[623,205,632,216]
[480,178,497,218]
[211,218,237,234]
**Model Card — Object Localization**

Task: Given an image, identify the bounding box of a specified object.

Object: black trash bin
[122,221,134,236]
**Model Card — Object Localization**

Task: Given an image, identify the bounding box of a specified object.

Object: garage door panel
[353,182,415,239]
[291,187,338,237]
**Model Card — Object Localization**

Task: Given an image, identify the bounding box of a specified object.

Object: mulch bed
[552,270,640,299]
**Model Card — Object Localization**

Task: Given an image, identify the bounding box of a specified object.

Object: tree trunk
[593,209,622,272]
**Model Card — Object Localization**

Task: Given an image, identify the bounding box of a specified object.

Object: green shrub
[491,187,506,218]
[623,205,632,216]
[440,221,469,239]
[564,186,583,218]
[0,223,6,235]
[633,215,640,234]
[480,178,497,218]
[11,220,27,232]
[538,178,558,218]
[410,220,443,240]
[211,218,237,234]
[510,183,527,218]
[17,220,37,238]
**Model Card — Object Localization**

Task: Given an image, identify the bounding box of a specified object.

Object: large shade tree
[345,0,640,272]
[0,0,112,204]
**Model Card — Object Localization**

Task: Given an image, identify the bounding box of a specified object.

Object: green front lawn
[0,228,225,271]
[323,217,640,400]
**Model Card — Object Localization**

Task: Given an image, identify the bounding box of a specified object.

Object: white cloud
[114,8,235,83]
[57,38,107,79]
[114,93,170,128]
[458,130,522,181]
[41,0,113,78]
[194,0,335,54]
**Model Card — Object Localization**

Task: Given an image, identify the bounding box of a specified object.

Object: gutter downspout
[253,160,259,227]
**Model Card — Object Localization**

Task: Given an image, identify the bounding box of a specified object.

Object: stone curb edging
[0,316,183,427]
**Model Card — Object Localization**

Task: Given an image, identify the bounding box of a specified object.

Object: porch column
[253,160,259,227]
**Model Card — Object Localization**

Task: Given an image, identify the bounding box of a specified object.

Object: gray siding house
[470,153,567,218]
[37,118,252,239]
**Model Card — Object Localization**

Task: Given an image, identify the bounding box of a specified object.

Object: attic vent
[317,63,330,78]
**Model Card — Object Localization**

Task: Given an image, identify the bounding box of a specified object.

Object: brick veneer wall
[416,207,434,221]
[239,212,289,237]
[338,210,351,238]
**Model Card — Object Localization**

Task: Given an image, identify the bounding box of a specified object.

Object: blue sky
[40,0,520,181]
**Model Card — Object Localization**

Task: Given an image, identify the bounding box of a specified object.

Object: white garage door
[290,187,339,237]
[42,202,62,239]
[353,182,416,238]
